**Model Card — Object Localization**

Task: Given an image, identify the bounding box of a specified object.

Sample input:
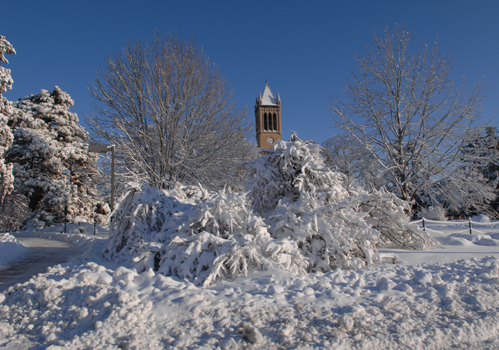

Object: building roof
[260,81,278,106]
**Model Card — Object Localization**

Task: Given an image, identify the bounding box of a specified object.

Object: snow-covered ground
[2,220,499,349]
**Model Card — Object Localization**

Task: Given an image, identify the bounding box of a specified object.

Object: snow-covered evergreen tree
[7,87,103,227]
[0,35,15,203]
[0,190,29,232]
[425,126,498,218]
[461,127,499,216]
[482,127,499,215]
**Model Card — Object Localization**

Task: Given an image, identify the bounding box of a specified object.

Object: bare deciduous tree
[329,26,494,213]
[322,134,382,191]
[88,31,254,191]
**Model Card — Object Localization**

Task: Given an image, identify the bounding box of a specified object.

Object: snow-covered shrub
[107,135,440,285]
[358,190,441,249]
[419,205,447,221]
[249,134,440,271]
[8,87,106,227]
[0,35,15,203]
[250,134,348,215]
[105,183,306,286]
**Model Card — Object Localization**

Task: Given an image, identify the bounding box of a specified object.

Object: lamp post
[89,144,115,211]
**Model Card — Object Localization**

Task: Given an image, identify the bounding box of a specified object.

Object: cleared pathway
[0,237,83,292]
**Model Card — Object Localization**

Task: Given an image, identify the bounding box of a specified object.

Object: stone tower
[255,81,281,149]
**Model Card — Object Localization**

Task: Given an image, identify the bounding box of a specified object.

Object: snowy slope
[2,220,499,349]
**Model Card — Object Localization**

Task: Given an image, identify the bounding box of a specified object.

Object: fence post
[469,217,472,235]
[422,217,426,231]
[64,204,68,234]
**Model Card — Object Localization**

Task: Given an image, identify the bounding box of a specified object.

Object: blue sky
[2,0,498,145]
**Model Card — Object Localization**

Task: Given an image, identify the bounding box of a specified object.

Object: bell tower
[255,81,281,149]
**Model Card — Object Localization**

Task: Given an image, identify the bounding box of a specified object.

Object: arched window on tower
[264,113,268,131]
[273,113,277,131]
[268,112,273,131]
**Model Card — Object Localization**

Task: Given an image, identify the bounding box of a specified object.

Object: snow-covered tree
[432,168,494,218]
[418,205,447,221]
[0,190,29,232]
[329,26,486,211]
[8,87,104,227]
[0,35,15,204]
[481,127,499,190]
[249,134,439,271]
[322,134,382,191]
[482,127,499,214]
[444,126,499,217]
[105,183,305,286]
[88,31,255,191]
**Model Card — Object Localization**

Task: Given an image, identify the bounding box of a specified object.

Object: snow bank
[15,222,108,249]
[473,214,491,223]
[159,257,499,349]
[0,233,27,266]
[3,255,499,349]
[2,219,499,348]
[0,262,160,349]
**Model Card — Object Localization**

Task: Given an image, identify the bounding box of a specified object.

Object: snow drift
[0,233,27,266]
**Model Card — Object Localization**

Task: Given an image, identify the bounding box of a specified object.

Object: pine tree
[456,126,499,217]
[479,127,499,214]
[0,35,15,203]
[8,87,102,227]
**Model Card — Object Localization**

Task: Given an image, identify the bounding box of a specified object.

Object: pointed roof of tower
[260,80,278,106]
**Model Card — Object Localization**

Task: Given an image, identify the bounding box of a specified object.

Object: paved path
[0,237,83,292]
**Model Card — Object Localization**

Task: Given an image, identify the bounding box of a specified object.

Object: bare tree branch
[329,25,492,214]
[87,31,255,191]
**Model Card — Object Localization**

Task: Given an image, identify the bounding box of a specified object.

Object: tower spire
[254,81,282,149]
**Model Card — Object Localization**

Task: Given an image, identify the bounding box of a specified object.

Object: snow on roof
[260,81,278,106]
